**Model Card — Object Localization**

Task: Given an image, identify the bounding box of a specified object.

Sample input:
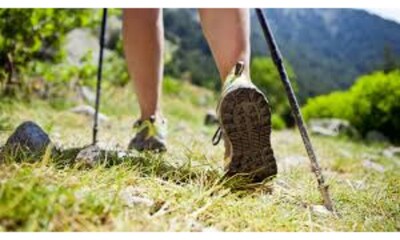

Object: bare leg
[200,9,277,182]
[199,8,251,81]
[122,9,164,120]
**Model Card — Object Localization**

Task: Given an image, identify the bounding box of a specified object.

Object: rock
[362,159,385,173]
[366,130,389,143]
[123,196,154,207]
[352,180,367,190]
[279,155,306,171]
[274,179,291,190]
[186,218,204,231]
[70,105,109,123]
[382,147,400,158]
[3,121,52,155]
[78,86,96,104]
[311,205,331,215]
[197,95,209,107]
[74,187,91,201]
[74,145,103,167]
[172,121,189,132]
[119,186,154,207]
[204,110,218,126]
[65,28,99,66]
[309,118,359,138]
[104,15,122,49]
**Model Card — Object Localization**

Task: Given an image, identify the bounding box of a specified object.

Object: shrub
[302,91,353,121]
[251,57,297,125]
[302,70,400,143]
[163,76,181,96]
[271,114,286,130]
[350,71,400,142]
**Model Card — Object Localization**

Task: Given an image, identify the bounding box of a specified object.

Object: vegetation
[303,70,400,143]
[0,9,98,95]
[163,9,220,90]
[0,8,399,232]
[251,57,297,126]
[0,9,131,105]
[1,83,399,231]
[0,9,298,127]
[251,9,400,101]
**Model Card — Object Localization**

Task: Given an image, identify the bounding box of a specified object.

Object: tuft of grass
[0,83,399,231]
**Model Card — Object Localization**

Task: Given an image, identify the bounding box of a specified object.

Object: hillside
[0,82,399,231]
[163,9,400,101]
[252,8,400,100]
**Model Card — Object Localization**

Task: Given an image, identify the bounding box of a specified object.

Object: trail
[0,86,398,231]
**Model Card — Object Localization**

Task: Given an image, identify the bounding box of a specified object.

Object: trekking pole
[92,8,108,145]
[255,8,334,212]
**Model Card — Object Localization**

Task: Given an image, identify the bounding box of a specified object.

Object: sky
[363,8,400,24]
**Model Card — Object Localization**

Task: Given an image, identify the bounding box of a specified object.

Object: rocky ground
[0,84,399,231]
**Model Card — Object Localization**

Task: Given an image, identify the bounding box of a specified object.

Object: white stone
[362,159,385,173]
[311,205,331,215]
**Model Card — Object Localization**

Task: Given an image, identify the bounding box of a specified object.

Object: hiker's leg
[200,9,277,182]
[199,8,251,81]
[123,9,164,120]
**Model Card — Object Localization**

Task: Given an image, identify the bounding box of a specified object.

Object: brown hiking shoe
[212,62,277,182]
[128,115,167,152]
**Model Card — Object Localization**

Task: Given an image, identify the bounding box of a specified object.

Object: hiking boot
[212,61,277,182]
[128,115,167,152]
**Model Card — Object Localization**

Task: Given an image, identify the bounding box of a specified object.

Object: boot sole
[220,86,277,182]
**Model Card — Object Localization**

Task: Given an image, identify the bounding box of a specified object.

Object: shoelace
[212,126,222,145]
[133,115,157,129]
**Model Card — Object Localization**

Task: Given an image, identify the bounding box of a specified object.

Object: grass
[0,81,399,231]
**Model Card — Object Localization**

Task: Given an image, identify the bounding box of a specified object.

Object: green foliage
[252,9,400,102]
[0,9,99,95]
[302,70,400,142]
[102,53,130,87]
[302,91,353,121]
[0,115,12,131]
[350,71,400,141]
[163,76,181,95]
[163,9,220,90]
[1,85,399,231]
[250,57,297,123]
[162,75,215,108]
[271,114,286,130]
[0,9,95,67]
[23,52,129,101]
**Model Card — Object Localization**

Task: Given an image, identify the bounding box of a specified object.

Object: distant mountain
[163,9,400,102]
[251,9,400,100]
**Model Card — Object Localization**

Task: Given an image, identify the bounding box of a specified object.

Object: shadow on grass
[0,145,275,195]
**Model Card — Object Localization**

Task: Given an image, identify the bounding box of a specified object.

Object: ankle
[221,61,251,85]
[140,112,164,122]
